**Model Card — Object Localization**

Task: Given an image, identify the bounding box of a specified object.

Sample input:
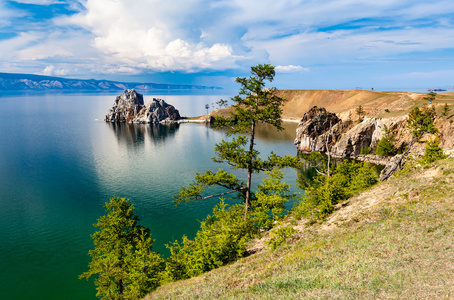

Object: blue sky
[1,0,454,91]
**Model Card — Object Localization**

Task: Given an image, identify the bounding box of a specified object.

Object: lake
[0,92,300,299]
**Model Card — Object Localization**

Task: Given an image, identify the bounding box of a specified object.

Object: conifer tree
[79,197,164,300]
[174,64,298,214]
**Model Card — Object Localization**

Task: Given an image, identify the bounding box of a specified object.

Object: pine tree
[79,197,164,300]
[174,64,298,214]
[421,138,446,164]
[423,91,437,104]
[442,103,451,116]
[356,105,366,122]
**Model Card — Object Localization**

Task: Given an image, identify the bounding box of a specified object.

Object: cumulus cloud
[275,65,309,73]
[66,0,243,73]
[2,0,454,79]
[42,65,67,76]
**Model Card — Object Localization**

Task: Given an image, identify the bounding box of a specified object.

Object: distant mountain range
[0,72,222,91]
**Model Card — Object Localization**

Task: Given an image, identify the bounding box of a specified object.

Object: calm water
[0,92,299,299]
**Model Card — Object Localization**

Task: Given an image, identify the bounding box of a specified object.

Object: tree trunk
[245,119,256,215]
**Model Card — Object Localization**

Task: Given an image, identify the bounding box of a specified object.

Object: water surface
[0,93,299,299]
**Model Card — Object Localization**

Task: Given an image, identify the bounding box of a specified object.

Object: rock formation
[104,89,180,123]
[295,107,411,162]
[294,106,343,153]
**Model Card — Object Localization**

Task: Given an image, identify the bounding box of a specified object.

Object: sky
[1,0,454,91]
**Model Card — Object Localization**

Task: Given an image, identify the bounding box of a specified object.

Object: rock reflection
[106,122,180,147]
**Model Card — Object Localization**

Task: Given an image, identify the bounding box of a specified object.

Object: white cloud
[42,65,67,76]
[275,65,308,73]
[2,0,454,80]
[66,0,242,73]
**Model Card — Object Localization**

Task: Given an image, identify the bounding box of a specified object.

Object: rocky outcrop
[133,98,180,123]
[104,89,180,123]
[294,106,344,153]
[295,107,411,166]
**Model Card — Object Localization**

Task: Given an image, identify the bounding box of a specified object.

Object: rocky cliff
[104,89,180,123]
[294,106,412,160]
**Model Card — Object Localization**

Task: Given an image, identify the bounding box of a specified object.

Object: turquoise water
[0,93,299,299]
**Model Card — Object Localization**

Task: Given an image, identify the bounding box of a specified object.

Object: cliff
[104,89,181,123]
[294,103,454,180]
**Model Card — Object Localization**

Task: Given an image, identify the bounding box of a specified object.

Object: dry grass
[145,157,454,299]
[276,90,454,121]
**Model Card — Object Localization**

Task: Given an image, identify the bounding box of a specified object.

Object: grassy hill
[145,157,454,299]
[276,89,454,121]
[201,89,454,123]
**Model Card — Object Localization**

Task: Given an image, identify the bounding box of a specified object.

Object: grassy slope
[200,90,454,122]
[276,89,454,121]
[146,158,454,299]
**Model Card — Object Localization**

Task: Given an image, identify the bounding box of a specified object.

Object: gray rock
[294,106,342,153]
[105,90,180,123]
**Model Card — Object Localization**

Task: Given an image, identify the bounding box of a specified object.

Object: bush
[407,106,438,138]
[375,125,394,156]
[421,138,446,164]
[163,201,255,281]
[252,168,294,229]
[360,145,371,155]
[265,226,296,251]
[295,160,378,220]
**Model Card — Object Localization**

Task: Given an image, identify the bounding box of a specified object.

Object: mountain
[0,72,222,91]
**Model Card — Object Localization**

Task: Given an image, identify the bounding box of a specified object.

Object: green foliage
[265,226,296,251]
[356,105,366,122]
[175,64,299,214]
[360,145,370,155]
[295,161,378,220]
[163,201,254,281]
[423,91,437,104]
[407,106,438,138]
[375,125,395,156]
[79,197,164,300]
[216,99,229,109]
[442,103,451,116]
[421,138,447,164]
[252,169,294,229]
[385,109,390,113]
[166,168,298,281]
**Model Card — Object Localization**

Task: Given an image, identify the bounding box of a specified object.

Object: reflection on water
[254,122,299,141]
[106,122,180,146]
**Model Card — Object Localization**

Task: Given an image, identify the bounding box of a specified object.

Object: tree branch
[197,188,246,200]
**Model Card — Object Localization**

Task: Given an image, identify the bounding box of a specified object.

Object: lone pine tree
[174,64,298,215]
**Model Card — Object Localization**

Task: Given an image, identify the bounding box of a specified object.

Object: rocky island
[104,89,180,123]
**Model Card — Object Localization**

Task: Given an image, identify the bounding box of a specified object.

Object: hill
[202,89,454,122]
[275,89,454,121]
[145,157,454,299]
[0,72,221,91]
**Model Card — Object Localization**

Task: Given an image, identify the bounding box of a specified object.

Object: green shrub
[295,161,378,220]
[421,138,447,164]
[163,201,254,281]
[407,106,438,138]
[360,145,371,155]
[265,226,296,251]
[375,125,395,156]
[252,168,294,229]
